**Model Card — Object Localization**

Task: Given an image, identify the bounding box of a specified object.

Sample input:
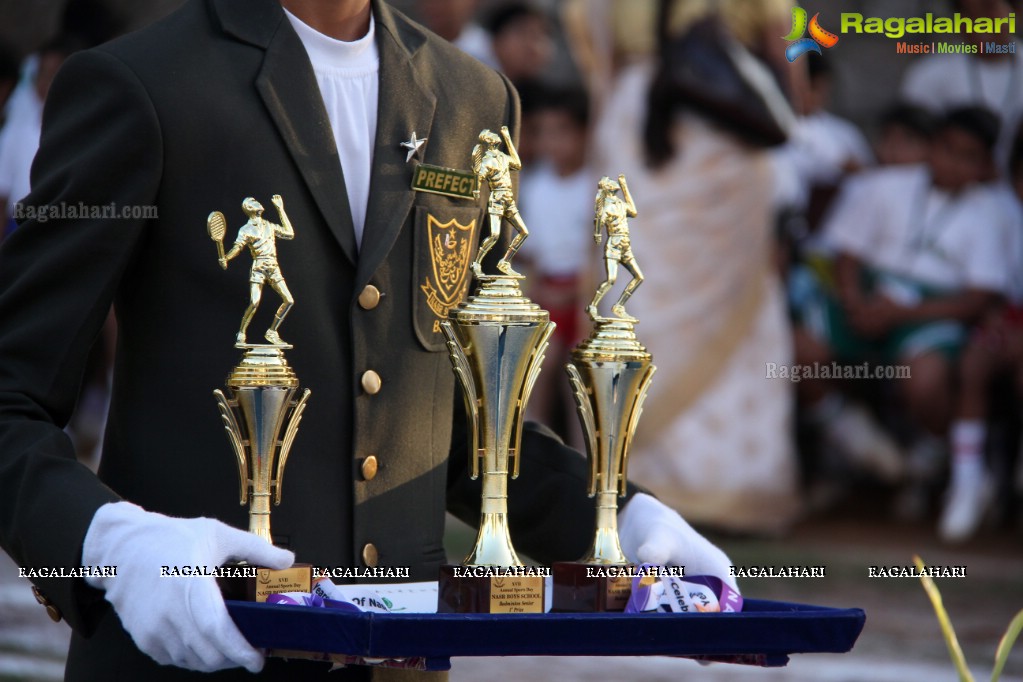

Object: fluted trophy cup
[208,194,312,602]
[552,175,656,612]
[437,128,555,613]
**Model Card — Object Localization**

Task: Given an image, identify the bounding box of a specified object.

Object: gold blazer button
[361,455,379,481]
[362,543,379,567]
[358,285,382,310]
[361,370,382,395]
[31,586,62,622]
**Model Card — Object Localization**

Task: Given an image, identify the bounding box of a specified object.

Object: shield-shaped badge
[420,214,476,319]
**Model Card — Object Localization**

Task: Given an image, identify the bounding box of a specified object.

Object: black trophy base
[437,565,545,613]
[551,562,633,612]
[217,562,312,603]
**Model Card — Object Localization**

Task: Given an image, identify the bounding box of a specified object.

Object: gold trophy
[437,129,554,613]
[552,175,656,612]
[208,195,312,602]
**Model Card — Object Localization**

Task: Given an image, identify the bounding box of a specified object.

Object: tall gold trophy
[208,195,312,602]
[552,175,656,612]
[437,128,555,613]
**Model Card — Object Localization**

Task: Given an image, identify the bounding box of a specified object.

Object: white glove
[618,493,739,592]
[83,501,294,672]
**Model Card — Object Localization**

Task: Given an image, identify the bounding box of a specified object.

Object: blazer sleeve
[0,48,162,634]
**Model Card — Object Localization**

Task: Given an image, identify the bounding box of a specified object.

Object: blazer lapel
[213,0,359,265]
[355,0,437,288]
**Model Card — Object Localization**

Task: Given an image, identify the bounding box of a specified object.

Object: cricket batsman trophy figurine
[208,195,312,601]
[438,130,555,613]
[587,174,643,322]
[470,126,528,278]
[553,174,656,612]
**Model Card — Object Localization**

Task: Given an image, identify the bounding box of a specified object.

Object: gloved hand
[618,493,739,592]
[82,501,294,672]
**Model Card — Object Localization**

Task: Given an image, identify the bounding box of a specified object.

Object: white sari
[593,62,800,534]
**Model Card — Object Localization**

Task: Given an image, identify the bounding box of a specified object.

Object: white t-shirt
[518,162,595,278]
[772,110,874,208]
[824,164,1011,295]
[901,53,1023,169]
[284,9,379,247]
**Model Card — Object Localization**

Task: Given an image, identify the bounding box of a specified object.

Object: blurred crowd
[1,0,1021,545]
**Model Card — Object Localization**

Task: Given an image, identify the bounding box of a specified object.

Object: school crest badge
[421,214,476,318]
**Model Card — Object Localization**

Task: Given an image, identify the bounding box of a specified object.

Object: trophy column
[213,347,313,601]
[207,195,313,602]
[552,173,655,612]
[437,275,554,613]
[552,320,655,611]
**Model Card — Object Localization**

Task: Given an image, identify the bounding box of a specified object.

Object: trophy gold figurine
[469,126,528,278]
[437,129,555,614]
[209,194,312,602]
[552,175,656,612]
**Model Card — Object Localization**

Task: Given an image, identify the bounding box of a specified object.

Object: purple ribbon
[624,565,743,614]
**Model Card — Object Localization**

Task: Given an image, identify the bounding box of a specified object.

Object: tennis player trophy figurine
[214,194,295,345]
[208,195,312,602]
[553,175,656,612]
[438,130,554,614]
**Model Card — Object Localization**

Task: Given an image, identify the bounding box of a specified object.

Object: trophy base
[437,565,545,614]
[551,562,634,612]
[218,562,312,602]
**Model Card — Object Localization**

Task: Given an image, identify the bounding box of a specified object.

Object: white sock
[950,419,985,483]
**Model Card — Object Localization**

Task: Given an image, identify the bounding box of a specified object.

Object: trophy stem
[248,491,273,544]
[466,466,521,566]
[582,490,627,565]
[479,445,509,514]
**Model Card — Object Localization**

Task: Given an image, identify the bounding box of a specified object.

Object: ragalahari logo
[783,7,839,61]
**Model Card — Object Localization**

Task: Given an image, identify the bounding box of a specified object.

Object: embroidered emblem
[420,214,476,318]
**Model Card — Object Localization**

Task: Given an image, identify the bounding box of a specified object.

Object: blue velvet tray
[227,598,865,670]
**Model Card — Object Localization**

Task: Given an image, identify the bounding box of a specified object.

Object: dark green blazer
[0,0,641,678]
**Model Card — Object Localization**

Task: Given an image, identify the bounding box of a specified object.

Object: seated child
[940,121,1023,542]
[794,107,1013,514]
[875,102,937,167]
